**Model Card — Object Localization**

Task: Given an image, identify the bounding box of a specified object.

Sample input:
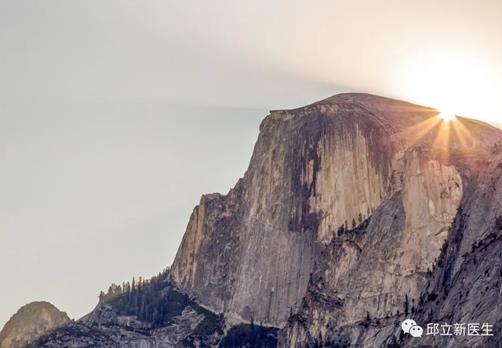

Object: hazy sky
[1,0,501,327]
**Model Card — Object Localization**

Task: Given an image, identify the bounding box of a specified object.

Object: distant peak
[0,301,70,348]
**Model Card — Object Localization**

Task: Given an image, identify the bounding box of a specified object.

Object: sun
[403,51,501,126]
[439,112,457,122]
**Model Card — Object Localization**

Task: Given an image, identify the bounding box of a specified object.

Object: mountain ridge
[6,93,502,348]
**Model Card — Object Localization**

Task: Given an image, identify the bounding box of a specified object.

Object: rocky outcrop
[0,302,70,348]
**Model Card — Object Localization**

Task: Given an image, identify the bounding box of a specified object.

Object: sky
[1,0,501,327]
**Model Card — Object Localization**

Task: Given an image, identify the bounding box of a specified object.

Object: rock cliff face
[0,302,69,348]
[22,93,502,347]
[171,94,501,337]
[402,148,502,348]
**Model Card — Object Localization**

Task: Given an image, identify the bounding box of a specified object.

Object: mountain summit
[20,93,502,347]
[0,302,69,348]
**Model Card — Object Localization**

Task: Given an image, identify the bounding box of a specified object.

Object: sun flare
[403,52,501,127]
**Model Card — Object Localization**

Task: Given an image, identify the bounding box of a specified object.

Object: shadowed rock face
[172,93,500,333]
[0,302,69,348]
[401,149,502,348]
[281,149,502,348]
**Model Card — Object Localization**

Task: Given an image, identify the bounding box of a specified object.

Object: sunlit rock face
[171,93,497,336]
[172,98,401,326]
[0,302,69,348]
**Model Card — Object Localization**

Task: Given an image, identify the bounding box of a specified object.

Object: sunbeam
[400,111,477,161]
